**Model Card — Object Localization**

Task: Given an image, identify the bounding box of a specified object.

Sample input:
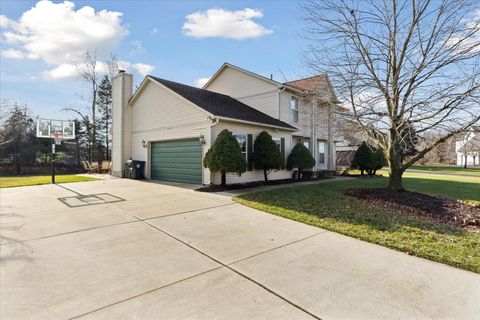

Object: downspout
[207,116,219,185]
[277,86,286,120]
[311,97,317,171]
[327,102,334,170]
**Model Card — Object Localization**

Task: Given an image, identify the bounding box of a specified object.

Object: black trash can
[131,160,145,179]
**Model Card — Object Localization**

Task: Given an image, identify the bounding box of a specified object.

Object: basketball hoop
[36,118,75,184]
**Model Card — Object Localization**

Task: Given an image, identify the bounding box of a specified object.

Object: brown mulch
[196,176,333,192]
[344,188,480,230]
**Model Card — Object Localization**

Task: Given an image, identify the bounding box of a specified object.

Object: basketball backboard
[36,119,75,140]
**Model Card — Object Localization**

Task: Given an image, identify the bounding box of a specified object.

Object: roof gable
[203,62,283,90]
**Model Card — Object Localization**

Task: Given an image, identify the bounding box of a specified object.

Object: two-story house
[204,63,341,172]
[111,63,340,185]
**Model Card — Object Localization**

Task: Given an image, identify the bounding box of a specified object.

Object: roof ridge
[148,75,233,98]
[285,73,327,84]
[221,62,284,85]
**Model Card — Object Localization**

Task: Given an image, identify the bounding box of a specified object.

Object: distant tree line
[0,52,114,175]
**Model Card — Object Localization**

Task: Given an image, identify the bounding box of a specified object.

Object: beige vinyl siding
[210,120,293,184]
[236,91,279,119]
[130,80,212,184]
[205,66,281,118]
[315,103,331,140]
[280,91,311,137]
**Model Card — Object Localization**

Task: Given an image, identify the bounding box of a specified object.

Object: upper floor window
[318,141,326,165]
[234,133,247,160]
[290,96,298,123]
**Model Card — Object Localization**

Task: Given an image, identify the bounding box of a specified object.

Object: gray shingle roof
[149,76,296,130]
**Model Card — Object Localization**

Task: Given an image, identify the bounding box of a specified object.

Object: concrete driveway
[1,178,479,320]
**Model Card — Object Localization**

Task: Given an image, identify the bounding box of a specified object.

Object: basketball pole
[51,139,56,184]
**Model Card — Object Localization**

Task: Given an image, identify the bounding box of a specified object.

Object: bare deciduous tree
[63,52,118,162]
[301,0,480,190]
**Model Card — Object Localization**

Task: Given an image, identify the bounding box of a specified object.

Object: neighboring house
[336,135,362,168]
[456,126,480,166]
[204,63,341,171]
[111,63,340,185]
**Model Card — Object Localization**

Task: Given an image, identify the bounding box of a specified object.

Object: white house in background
[111,63,341,185]
[456,126,480,166]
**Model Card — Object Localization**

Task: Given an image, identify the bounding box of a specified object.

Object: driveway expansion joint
[50,183,324,319]
[141,219,323,320]
[67,266,224,320]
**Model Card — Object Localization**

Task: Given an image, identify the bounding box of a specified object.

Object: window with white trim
[234,133,247,160]
[318,141,326,165]
[273,137,281,151]
[290,96,298,123]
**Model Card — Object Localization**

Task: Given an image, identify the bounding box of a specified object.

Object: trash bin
[131,160,145,179]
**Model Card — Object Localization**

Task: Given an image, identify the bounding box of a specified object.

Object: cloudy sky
[0,0,307,118]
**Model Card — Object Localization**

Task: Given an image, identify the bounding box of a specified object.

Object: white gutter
[234,88,281,100]
[213,116,298,132]
[208,115,219,127]
[278,86,286,121]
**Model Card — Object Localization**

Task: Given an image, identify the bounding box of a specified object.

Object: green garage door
[150,139,202,184]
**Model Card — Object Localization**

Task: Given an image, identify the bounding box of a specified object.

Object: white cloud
[1,1,154,80]
[194,77,210,88]
[183,8,273,39]
[43,63,78,80]
[1,1,128,65]
[151,27,159,34]
[0,14,10,28]
[130,40,145,56]
[1,48,28,59]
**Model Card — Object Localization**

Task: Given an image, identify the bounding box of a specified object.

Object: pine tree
[371,148,387,175]
[0,104,36,174]
[97,75,112,160]
[203,129,247,186]
[253,131,282,182]
[286,143,315,179]
[351,142,375,175]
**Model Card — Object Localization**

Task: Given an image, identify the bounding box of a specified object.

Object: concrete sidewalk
[1,179,479,320]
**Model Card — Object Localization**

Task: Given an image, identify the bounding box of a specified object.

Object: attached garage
[150,139,202,184]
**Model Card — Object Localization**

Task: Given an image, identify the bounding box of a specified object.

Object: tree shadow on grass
[402,176,480,205]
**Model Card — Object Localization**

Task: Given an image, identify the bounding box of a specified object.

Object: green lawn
[235,173,480,273]
[409,165,480,175]
[0,174,97,188]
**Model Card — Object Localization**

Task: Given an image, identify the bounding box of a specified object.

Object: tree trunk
[105,118,109,160]
[387,125,406,191]
[263,167,268,182]
[464,153,467,168]
[221,171,226,186]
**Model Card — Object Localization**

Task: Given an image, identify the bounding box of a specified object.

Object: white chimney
[111,70,133,177]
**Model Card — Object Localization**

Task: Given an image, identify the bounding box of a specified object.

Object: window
[290,96,298,123]
[318,141,326,165]
[273,137,281,150]
[234,133,247,160]
[303,141,310,150]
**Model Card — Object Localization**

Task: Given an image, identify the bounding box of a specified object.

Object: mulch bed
[196,176,333,192]
[344,188,480,230]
